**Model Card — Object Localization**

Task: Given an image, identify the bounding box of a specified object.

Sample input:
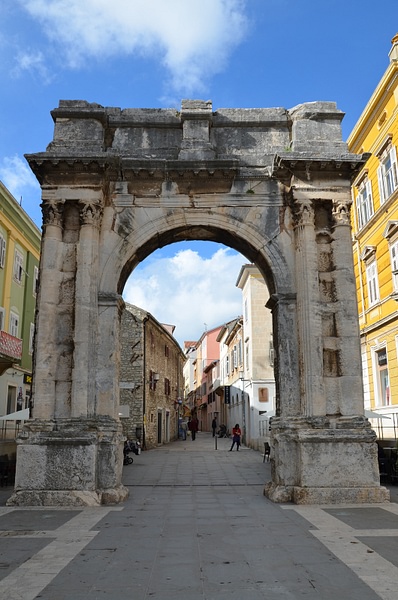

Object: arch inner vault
[8,99,389,506]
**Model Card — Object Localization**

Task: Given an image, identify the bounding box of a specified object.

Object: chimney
[389,33,398,62]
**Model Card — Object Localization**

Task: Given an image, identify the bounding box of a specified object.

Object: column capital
[293,197,314,227]
[332,198,352,226]
[79,199,103,227]
[41,197,65,227]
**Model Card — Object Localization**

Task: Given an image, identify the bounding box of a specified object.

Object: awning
[0,408,30,421]
[364,410,391,420]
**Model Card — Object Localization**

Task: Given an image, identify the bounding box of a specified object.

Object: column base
[7,417,128,507]
[266,418,391,505]
[7,485,129,507]
[264,482,390,504]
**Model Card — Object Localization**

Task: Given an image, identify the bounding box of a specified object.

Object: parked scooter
[123,440,141,465]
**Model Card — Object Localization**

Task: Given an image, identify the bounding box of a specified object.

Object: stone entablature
[8,98,389,506]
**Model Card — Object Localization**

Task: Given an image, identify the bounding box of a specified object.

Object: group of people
[212,418,242,451]
[182,415,242,451]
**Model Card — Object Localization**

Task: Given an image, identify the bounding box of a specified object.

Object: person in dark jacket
[188,415,199,441]
[211,417,217,437]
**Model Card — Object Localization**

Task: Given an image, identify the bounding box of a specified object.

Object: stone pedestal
[7,417,128,507]
[264,417,390,504]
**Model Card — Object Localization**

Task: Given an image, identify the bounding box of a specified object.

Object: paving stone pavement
[1,433,398,599]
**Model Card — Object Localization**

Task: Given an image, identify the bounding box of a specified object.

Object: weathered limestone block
[8,417,128,507]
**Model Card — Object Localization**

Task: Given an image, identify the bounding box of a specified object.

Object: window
[366,261,379,307]
[0,307,5,331]
[13,249,24,283]
[0,234,6,268]
[390,240,398,291]
[33,266,39,297]
[259,388,269,402]
[29,323,35,354]
[164,378,171,395]
[378,146,398,203]
[375,347,390,407]
[356,180,374,229]
[149,370,157,391]
[238,339,243,365]
[9,311,19,337]
[225,355,230,376]
[164,344,170,357]
[233,345,237,368]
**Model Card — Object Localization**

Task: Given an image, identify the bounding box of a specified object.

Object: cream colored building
[236,264,275,449]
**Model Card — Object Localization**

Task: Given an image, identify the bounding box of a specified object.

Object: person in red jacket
[229,424,241,451]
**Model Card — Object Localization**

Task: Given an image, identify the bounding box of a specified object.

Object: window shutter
[366,180,374,218]
[0,236,6,268]
[356,196,362,229]
[390,145,398,190]
[378,165,385,204]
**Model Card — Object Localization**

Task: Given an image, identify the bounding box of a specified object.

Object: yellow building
[348,34,398,437]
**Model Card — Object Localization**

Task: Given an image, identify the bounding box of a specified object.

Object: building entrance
[7,99,389,506]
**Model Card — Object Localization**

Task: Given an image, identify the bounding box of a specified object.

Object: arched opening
[118,238,275,454]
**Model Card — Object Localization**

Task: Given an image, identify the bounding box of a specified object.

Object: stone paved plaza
[1,433,398,599]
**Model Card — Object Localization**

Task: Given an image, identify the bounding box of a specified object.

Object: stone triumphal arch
[9,99,389,506]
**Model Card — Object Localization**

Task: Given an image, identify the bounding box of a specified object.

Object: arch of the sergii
[7,99,389,506]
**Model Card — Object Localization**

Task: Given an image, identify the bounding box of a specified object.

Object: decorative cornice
[272,152,370,184]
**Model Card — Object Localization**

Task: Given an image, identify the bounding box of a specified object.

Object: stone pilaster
[266,293,300,417]
[96,293,125,418]
[293,197,325,416]
[71,196,102,417]
[32,193,65,420]
[331,196,365,415]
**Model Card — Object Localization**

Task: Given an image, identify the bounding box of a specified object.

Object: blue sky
[1,0,398,345]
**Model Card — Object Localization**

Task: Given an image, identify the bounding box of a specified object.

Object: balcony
[0,331,23,375]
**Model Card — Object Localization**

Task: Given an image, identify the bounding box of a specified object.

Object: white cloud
[0,155,42,225]
[123,247,246,347]
[12,49,53,83]
[18,0,248,93]
[0,155,40,199]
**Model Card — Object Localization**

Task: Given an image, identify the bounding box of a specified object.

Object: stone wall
[120,303,185,450]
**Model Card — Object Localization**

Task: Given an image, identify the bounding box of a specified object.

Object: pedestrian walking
[211,417,217,437]
[229,424,241,451]
[181,420,188,440]
[188,415,199,441]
